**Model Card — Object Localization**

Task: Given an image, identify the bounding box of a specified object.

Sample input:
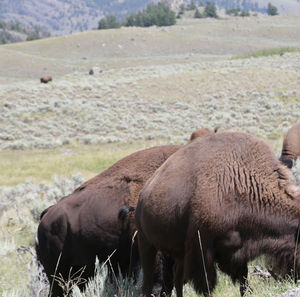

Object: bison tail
[35,205,55,260]
[118,205,135,221]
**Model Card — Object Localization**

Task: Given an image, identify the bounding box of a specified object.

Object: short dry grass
[0,140,166,186]
[233,47,299,59]
[1,15,300,81]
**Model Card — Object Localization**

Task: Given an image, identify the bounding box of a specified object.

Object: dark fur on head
[118,206,135,220]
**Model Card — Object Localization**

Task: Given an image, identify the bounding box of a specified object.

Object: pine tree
[267,3,278,16]
[204,2,218,18]
[98,18,108,30]
[124,2,176,28]
[194,8,203,18]
[240,10,250,17]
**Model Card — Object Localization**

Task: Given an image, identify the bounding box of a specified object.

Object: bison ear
[118,206,135,221]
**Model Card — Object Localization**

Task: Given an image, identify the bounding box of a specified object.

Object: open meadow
[0,14,300,296]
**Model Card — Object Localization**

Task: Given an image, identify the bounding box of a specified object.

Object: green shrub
[194,8,203,19]
[98,14,120,30]
[226,8,240,16]
[204,2,218,18]
[26,33,40,41]
[186,0,197,11]
[267,3,278,16]
[240,10,250,17]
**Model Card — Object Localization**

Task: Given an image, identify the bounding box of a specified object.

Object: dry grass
[1,15,300,81]
[0,140,166,186]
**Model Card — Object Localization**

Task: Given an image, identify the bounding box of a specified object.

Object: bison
[36,144,181,297]
[189,127,218,141]
[135,132,300,297]
[40,76,52,83]
[280,123,300,168]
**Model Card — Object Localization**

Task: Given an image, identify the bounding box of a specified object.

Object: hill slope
[0,15,299,151]
[0,0,149,35]
[0,20,50,44]
[0,0,300,34]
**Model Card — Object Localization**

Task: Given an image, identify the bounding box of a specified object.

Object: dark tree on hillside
[98,18,108,29]
[194,8,203,18]
[187,0,197,10]
[0,20,6,29]
[124,2,176,27]
[106,14,120,28]
[98,14,120,30]
[179,4,185,15]
[267,3,278,15]
[204,2,218,18]
[26,33,40,41]
[226,8,240,16]
[240,10,250,17]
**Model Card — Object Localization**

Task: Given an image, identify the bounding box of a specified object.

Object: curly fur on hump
[136,132,300,297]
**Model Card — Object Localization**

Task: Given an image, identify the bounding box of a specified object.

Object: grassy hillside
[0,14,300,296]
[1,0,300,35]
[0,15,300,80]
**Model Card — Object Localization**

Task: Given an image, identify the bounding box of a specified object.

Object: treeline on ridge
[0,19,50,44]
[98,2,176,29]
[98,1,220,29]
[98,1,279,30]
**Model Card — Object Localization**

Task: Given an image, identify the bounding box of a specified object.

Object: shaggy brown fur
[36,128,225,297]
[36,145,180,297]
[189,127,217,141]
[135,132,300,297]
[280,123,300,168]
[40,76,52,83]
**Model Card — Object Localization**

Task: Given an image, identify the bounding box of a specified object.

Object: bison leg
[138,233,158,296]
[238,264,251,297]
[184,237,216,297]
[161,254,174,296]
[174,260,184,297]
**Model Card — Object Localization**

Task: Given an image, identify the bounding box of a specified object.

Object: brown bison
[189,127,218,141]
[135,132,300,297]
[40,76,52,83]
[36,144,181,297]
[280,123,300,168]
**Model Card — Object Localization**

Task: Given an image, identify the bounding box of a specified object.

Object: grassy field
[0,13,300,297]
[1,15,300,81]
[0,140,165,186]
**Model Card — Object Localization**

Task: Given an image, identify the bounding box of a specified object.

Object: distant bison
[136,132,300,297]
[40,76,52,83]
[280,123,300,168]
[36,144,181,297]
[189,127,218,141]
